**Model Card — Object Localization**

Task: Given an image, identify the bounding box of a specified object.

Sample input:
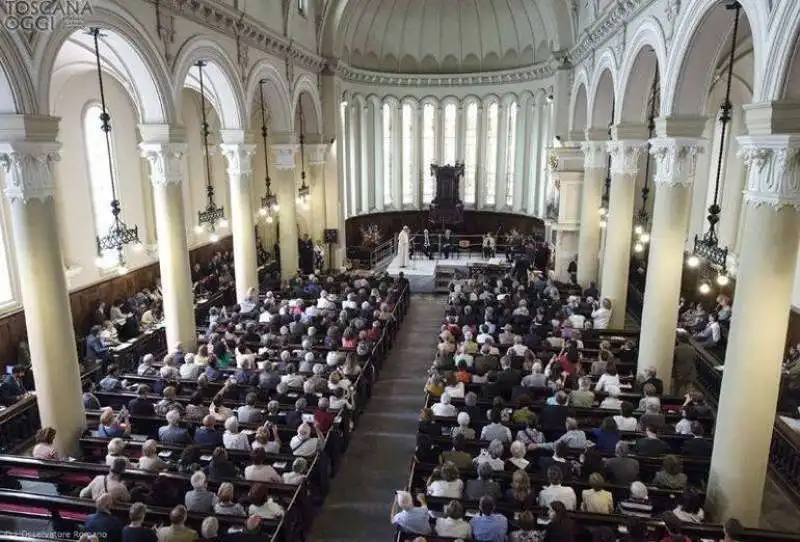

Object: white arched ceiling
[762,0,800,101]
[617,17,667,124]
[291,74,323,134]
[35,5,174,124]
[245,61,293,134]
[0,32,34,114]
[587,50,618,129]
[322,0,573,73]
[173,37,246,131]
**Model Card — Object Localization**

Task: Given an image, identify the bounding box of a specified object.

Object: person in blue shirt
[0,365,27,406]
[86,325,111,365]
[469,495,508,542]
[390,490,432,536]
[99,365,124,392]
[592,416,622,454]
[84,493,124,542]
[195,415,224,448]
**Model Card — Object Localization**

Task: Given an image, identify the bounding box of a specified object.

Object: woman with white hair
[618,481,653,517]
[105,438,129,468]
[390,491,432,536]
[506,441,530,471]
[599,386,623,410]
[282,458,308,485]
[451,412,475,440]
[473,439,505,471]
[289,422,323,457]
[200,517,219,541]
[138,439,169,472]
[179,353,199,380]
[299,351,316,373]
[430,392,458,417]
[222,416,251,451]
[137,354,158,376]
[158,409,191,445]
[185,470,217,513]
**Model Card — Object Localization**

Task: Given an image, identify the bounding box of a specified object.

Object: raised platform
[385,253,508,293]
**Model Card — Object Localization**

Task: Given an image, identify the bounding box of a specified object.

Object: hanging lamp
[598,99,615,228]
[89,27,142,275]
[296,101,310,209]
[686,1,741,288]
[194,60,228,242]
[257,79,279,223]
[632,63,660,254]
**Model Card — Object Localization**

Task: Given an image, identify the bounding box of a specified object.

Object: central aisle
[309,294,443,542]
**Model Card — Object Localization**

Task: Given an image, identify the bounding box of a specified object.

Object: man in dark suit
[494,358,522,400]
[604,441,640,485]
[285,398,306,431]
[635,425,671,456]
[127,385,155,416]
[85,326,110,368]
[638,367,664,396]
[0,365,27,406]
[681,422,713,457]
[537,441,572,482]
[194,415,223,448]
[84,494,124,542]
[538,391,569,429]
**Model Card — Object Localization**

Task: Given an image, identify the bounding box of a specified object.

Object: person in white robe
[397,226,410,268]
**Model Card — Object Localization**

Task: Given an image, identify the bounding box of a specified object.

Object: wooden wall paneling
[787,307,800,356]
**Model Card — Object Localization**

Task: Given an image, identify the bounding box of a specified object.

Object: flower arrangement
[360,224,382,248]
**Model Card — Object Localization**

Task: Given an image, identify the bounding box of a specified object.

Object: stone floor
[308,294,444,542]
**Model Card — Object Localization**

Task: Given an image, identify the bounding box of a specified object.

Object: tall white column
[552,146,584,280]
[600,138,647,329]
[219,134,257,302]
[374,103,384,212]
[0,119,85,455]
[708,131,800,526]
[513,102,527,212]
[349,103,362,214]
[139,127,196,350]
[359,104,370,214]
[475,104,485,209]
[271,142,299,280]
[637,135,705,386]
[496,101,509,209]
[456,104,465,202]
[392,105,402,207]
[577,140,606,287]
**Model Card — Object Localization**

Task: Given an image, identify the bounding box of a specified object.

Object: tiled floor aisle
[309,294,444,542]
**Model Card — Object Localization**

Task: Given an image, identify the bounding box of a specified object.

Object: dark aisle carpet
[309,295,444,542]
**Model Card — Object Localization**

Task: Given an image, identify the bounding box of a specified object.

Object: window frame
[484,101,499,206]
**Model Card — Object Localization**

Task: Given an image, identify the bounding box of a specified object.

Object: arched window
[83,103,117,263]
[463,103,478,205]
[443,103,457,165]
[421,104,436,204]
[505,101,518,207]
[401,103,414,205]
[339,101,349,217]
[382,104,393,206]
[484,102,499,206]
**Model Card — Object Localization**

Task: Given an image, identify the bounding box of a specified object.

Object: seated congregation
[391,270,763,542]
[0,268,409,542]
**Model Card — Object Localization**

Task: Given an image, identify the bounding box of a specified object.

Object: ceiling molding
[570,0,652,67]
[147,0,326,73]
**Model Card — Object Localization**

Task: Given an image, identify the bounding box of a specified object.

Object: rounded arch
[291,73,322,134]
[245,60,292,134]
[569,66,590,133]
[587,50,618,128]
[663,0,767,116]
[381,95,400,108]
[34,5,174,124]
[0,32,34,114]
[762,0,800,100]
[173,36,246,130]
[618,17,666,123]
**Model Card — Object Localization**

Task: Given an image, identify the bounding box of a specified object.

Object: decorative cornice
[0,143,60,204]
[331,58,561,87]
[649,138,704,188]
[139,142,187,187]
[151,0,326,73]
[219,143,256,177]
[607,140,647,176]
[738,135,800,211]
[581,141,607,169]
[569,0,651,67]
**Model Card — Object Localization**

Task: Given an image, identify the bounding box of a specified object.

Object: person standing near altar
[397,226,411,268]
[422,229,433,260]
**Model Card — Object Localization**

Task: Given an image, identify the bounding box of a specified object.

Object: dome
[336,0,555,74]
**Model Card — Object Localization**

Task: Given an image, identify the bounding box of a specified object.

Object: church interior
[0,0,800,540]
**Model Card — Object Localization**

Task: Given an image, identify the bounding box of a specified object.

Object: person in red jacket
[314,397,336,433]
[660,511,691,542]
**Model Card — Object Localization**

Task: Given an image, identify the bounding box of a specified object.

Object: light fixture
[716,273,730,286]
[687,255,700,268]
[633,64,659,252]
[687,1,740,280]
[195,60,227,236]
[598,101,614,219]
[210,232,220,243]
[698,280,712,295]
[599,218,607,228]
[257,79,278,220]
[633,242,644,253]
[89,28,141,270]
[296,101,310,209]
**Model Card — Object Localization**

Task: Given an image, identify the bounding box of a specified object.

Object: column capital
[270,144,298,170]
[611,122,650,141]
[307,143,329,165]
[219,143,256,176]
[581,140,607,169]
[650,138,705,188]
[607,139,648,176]
[139,142,187,187]
[738,134,800,211]
[742,101,800,136]
[0,141,60,204]
[551,146,585,172]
